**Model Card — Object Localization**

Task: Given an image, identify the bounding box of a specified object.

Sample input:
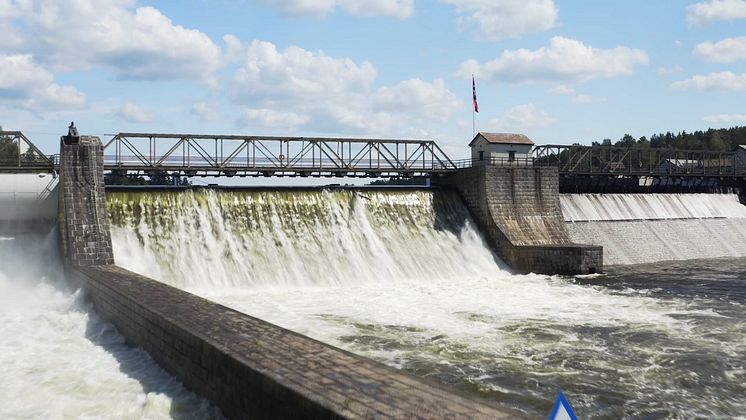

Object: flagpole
[472,74,475,139]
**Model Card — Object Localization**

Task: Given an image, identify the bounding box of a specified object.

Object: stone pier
[440,165,602,275]
[58,133,114,266]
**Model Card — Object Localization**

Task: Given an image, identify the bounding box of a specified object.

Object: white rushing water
[109,188,746,417]
[108,189,506,289]
[561,194,746,265]
[0,230,220,419]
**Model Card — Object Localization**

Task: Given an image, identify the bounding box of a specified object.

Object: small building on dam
[469,132,534,164]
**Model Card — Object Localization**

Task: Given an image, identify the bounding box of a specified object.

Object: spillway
[108,188,506,288]
[0,230,219,418]
[109,188,746,418]
[561,193,746,265]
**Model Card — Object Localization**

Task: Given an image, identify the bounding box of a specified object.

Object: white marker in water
[549,392,578,420]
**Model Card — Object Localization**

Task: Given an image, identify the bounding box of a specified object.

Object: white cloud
[686,0,746,25]
[191,102,220,122]
[674,40,683,48]
[262,0,414,18]
[703,113,746,124]
[237,108,311,129]
[571,94,606,104]
[0,54,86,111]
[458,37,649,83]
[228,39,462,134]
[490,104,555,129]
[4,0,222,81]
[373,78,460,122]
[548,84,605,104]
[441,0,557,41]
[549,85,576,95]
[671,72,746,91]
[117,102,155,123]
[694,36,746,62]
[657,65,683,75]
[0,0,18,18]
[231,39,377,100]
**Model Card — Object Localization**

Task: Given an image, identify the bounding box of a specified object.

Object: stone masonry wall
[73,265,522,420]
[440,166,602,275]
[58,136,114,266]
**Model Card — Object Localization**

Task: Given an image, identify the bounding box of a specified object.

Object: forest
[590,126,746,151]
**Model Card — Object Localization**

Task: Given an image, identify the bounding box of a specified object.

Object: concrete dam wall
[0,173,58,233]
[561,193,746,265]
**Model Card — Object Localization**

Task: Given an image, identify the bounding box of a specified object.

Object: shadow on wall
[81,306,223,419]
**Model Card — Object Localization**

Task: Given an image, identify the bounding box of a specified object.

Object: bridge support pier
[439,166,602,275]
[58,134,114,266]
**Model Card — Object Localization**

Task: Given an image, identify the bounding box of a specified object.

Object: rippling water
[0,231,220,419]
[109,189,746,418]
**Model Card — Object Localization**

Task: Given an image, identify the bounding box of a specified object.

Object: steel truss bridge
[533,144,745,177]
[0,131,57,173]
[2,130,744,179]
[104,133,457,177]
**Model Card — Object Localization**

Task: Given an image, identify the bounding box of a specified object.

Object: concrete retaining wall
[441,166,602,275]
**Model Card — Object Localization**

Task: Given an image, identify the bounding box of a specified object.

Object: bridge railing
[451,157,535,169]
[103,133,458,176]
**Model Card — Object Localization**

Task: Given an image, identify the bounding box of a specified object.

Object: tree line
[590,126,746,151]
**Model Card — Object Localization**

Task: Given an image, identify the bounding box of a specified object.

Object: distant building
[735,145,746,172]
[469,132,534,163]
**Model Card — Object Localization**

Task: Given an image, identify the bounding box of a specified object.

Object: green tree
[0,126,20,166]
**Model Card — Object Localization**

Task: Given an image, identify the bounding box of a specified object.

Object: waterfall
[561,193,746,265]
[108,188,507,289]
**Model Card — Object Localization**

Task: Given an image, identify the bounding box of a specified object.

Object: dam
[3,128,746,418]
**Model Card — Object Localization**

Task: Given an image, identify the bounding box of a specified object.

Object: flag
[472,75,479,113]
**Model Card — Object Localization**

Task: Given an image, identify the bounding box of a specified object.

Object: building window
[508,150,516,162]
[478,151,484,161]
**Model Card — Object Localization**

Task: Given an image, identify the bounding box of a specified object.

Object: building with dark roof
[469,132,534,163]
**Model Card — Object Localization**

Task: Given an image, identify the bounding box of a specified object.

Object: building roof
[737,144,746,151]
[469,132,535,147]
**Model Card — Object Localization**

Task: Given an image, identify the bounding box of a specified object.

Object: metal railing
[452,157,535,169]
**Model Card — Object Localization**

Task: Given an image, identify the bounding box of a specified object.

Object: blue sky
[1,0,745,158]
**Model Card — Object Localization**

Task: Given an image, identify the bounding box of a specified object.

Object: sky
[1,0,745,159]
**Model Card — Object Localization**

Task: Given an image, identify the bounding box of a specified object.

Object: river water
[0,231,221,419]
[108,188,746,418]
